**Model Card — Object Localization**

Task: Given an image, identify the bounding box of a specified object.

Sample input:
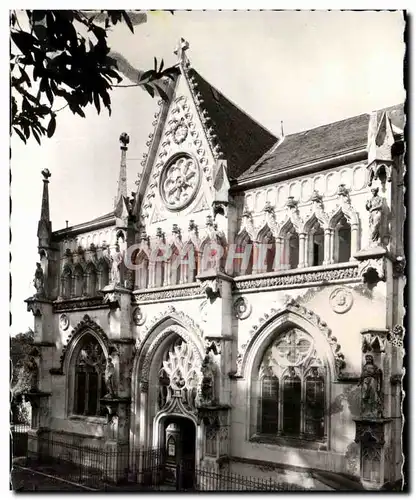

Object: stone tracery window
[157,337,200,411]
[256,329,326,442]
[73,334,106,417]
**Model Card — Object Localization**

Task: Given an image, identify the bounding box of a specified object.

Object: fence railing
[19,433,309,491]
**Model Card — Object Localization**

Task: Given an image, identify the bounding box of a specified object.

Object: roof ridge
[283,102,404,138]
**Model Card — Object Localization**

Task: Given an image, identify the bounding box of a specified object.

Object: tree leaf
[121,11,134,33]
[93,92,101,114]
[47,114,56,137]
[13,127,27,144]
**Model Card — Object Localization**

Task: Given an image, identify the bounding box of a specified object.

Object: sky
[9,10,405,336]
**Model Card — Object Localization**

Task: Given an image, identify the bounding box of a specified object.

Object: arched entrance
[131,319,206,487]
[162,416,196,489]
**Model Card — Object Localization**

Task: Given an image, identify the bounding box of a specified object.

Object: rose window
[160,156,200,210]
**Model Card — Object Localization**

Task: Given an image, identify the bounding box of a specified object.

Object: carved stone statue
[33,262,45,297]
[359,354,383,418]
[110,245,124,286]
[365,187,385,247]
[23,357,39,392]
[104,357,116,398]
[200,354,216,405]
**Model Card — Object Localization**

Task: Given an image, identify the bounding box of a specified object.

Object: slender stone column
[298,233,306,268]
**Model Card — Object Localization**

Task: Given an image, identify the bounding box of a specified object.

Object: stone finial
[41,168,51,180]
[172,224,180,235]
[286,196,298,209]
[119,132,130,149]
[37,168,52,249]
[174,37,190,66]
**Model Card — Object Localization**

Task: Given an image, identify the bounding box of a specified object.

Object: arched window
[154,249,165,288]
[307,220,325,267]
[256,328,326,442]
[97,258,109,290]
[61,265,72,298]
[233,232,253,276]
[73,264,85,297]
[200,238,223,274]
[280,222,299,271]
[333,214,352,263]
[86,263,97,296]
[169,245,181,286]
[73,334,106,417]
[256,226,276,274]
[134,250,149,289]
[181,243,198,283]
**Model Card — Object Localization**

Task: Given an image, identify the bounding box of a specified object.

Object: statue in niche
[104,357,116,398]
[110,244,124,286]
[33,262,45,297]
[200,354,216,405]
[359,354,383,418]
[365,187,385,247]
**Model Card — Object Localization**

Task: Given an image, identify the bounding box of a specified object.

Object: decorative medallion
[233,296,252,320]
[172,121,188,145]
[329,287,353,314]
[160,155,200,210]
[59,313,70,331]
[132,307,146,326]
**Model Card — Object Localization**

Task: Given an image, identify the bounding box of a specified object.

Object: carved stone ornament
[359,354,383,418]
[329,287,354,314]
[33,262,45,298]
[233,296,252,320]
[358,258,385,286]
[132,307,146,326]
[200,278,221,300]
[160,155,200,211]
[234,265,359,291]
[362,329,389,354]
[389,324,404,348]
[172,121,189,145]
[59,313,70,331]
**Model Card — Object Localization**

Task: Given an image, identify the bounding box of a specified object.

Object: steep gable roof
[237,103,405,184]
[186,69,277,180]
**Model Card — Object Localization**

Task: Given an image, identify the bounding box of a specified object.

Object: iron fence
[11,424,30,458]
[17,433,309,491]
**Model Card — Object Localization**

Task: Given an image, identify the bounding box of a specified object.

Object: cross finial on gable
[174,37,190,67]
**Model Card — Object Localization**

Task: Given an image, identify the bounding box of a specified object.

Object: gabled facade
[24,40,405,491]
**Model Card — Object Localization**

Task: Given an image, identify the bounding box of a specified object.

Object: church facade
[24,41,405,490]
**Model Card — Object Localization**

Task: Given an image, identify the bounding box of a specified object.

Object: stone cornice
[53,296,109,313]
[133,283,203,303]
[233,263,359,293]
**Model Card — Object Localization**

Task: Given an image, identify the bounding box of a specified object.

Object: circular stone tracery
[160,155,200,210]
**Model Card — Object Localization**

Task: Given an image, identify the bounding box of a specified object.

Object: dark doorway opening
[163,416,196,490]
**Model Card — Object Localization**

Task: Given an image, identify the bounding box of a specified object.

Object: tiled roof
[237,103,405,183]
[187,69,277,180]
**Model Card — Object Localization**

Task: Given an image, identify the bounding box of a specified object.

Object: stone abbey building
[24,40,405,490]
